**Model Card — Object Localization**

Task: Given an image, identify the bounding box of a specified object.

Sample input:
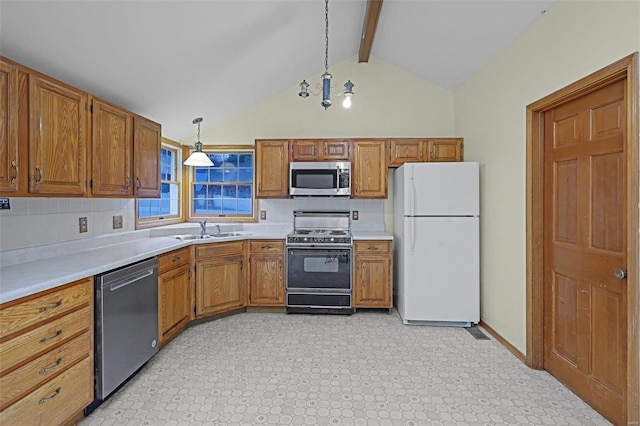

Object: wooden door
[91,98,132,196]
[158,263,190,346]
[0,60,19,194]
[133,115,161,197]
[29,75,88,195]
[196,255,244,317]
[352,139,387,198]
[248,253,284,306]
[543,79,626,425]
[255,139,289,198]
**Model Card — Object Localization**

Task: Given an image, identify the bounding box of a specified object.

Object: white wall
[454,0,640,352]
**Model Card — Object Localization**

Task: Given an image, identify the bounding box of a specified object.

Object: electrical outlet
[79,217,88,233]
[352,210,359,221]
[113,215,123,229]
[260,210,267,220]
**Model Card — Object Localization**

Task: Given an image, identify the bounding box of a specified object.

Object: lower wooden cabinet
[248,240,285,306]
[353,240,393,308]
[157,248,191,347]
[195,241,246,317]
[0,277,94,425]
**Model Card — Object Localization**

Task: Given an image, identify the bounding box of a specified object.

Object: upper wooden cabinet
[28,74,88,195]
[290,139,350,161]
[91,97,132,196]
[0,60,19,194]
[133,115,161,198]
[389,138,464,166]
[255,139,289,198]
[426,138,463,162]
[352,139,387,199]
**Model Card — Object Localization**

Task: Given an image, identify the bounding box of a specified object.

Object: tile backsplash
[0,197,385,252]
[0,198,135,251]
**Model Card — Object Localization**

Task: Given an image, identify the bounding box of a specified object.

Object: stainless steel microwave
[289,161,351,197]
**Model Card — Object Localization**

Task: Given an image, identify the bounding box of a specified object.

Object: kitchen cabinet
[426,138,463,162]
[0,59,19,194]
[28,73,89,196]
[352,139,387,199]
[157,247,191,347]
[353,240,393,309]
[248,240,285,306]
[389,138,464,166]
[91,97,133,196]
[195,241,246,317]
[133,115,161,198]
[255,139,289,198]
[290,139,350,161]
[0,277,93,425]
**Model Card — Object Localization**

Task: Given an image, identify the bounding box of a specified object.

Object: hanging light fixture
[183,117,213,167]
[298,0,354,110]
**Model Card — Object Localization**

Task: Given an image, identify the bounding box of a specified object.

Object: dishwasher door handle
[108,268,155,291]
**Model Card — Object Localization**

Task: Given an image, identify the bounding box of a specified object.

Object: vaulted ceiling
[0,0,554,141]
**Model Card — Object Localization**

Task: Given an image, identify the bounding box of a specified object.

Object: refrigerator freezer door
[402,162,479,216]
[399,216,479,325]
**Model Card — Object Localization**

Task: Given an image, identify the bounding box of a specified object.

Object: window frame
[187,145,258,223]
[135,138,185,229]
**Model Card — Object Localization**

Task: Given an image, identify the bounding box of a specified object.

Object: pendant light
[298,0,354,109]
[183,117,213,167]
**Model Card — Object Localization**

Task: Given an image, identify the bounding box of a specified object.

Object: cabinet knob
[35,165,43,184]
[10,161,17,183]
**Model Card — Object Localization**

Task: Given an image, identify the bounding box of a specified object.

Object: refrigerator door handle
[410,176,416,217]
[409,215,415,255]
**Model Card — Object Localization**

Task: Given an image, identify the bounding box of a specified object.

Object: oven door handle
[288,250,350,257]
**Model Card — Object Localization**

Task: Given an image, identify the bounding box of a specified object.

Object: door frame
[525,52,639,424]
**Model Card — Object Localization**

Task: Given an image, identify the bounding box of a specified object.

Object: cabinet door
[426,138,463,162]
[196,255,244,316]
[133,115,161,197]
[91,98,132,196]
[354,256,392,308]
[322,140,350,160]
[248,253,284,306]
[29,75,88,195]
[0,60,19,193]
[290,140,317,161]
[352,139,387,198]
[255,139,289,198]
[158,263,190,346]
[388,138,425,167]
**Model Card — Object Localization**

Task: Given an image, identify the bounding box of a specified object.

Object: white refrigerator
[393,162,479,326]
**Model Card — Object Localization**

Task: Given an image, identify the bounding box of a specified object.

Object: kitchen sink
[173,232,251,241]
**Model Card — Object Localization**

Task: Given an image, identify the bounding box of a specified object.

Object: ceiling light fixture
[298,0,354,110]
[183,117,213,167]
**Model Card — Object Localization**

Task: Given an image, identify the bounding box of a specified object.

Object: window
[136,139,183,228]
[190,148,256,221]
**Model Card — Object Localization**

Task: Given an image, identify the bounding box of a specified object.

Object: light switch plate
[113,215,123,229]
[260,210,267,220]
[79,217,88,233]
[352,210,359,221]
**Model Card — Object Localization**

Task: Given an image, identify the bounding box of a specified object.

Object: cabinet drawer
[249,240,284,253]
[354,240,391,255]
[195,241,244,259]
[0,278,92,340]
[0,356,93,426]
[158,247,190,274]
[0,306,91,374]
[0,332,91,411]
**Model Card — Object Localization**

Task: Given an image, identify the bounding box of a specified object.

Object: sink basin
[173,234,215,241]
[208,232,251,238]
[173,232,251,241]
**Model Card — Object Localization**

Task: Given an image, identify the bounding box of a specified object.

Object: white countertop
[0,223,391,304]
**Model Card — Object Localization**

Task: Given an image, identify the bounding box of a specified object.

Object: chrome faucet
[199,219,208,236]
[214,224,221,236]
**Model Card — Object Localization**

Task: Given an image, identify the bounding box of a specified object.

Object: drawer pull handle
[40,330,62,343]
[39,301,62,312]
[262,245,272,250]
[38,387,61,404]
[40,358,62,374]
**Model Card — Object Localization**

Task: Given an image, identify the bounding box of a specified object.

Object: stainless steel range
[286,210,353,314]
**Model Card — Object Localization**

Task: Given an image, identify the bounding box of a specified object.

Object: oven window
[304,256,340,273]
[292,170,336,189]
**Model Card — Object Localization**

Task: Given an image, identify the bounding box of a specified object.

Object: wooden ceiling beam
[358,0,383,63]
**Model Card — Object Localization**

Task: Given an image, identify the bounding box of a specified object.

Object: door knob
[614,269,627,280]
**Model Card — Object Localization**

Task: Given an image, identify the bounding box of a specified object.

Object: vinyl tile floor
[80,310,611,426]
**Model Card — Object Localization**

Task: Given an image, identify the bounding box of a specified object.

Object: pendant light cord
[324,0,329,73]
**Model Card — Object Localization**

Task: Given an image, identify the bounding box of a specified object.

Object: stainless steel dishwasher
[94,257,159,402]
